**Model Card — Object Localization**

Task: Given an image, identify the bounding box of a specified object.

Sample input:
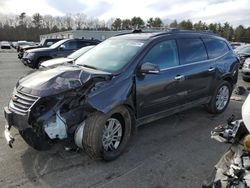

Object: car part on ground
[3,29,240,161]
[203,94,250,188]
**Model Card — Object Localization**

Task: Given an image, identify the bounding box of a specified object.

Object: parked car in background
[4,30,239,161]
[22,38,100,68]
[18,38,63,59]
[16,41,35,52]
[0,41,11,49]
[236,45,250,68]
[242,58,250,82]
[230,42,243,50]
[40,45,95,68]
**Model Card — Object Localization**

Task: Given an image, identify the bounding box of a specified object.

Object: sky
[0,0,249,27]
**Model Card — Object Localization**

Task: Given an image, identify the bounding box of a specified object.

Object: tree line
[0,12,249,43]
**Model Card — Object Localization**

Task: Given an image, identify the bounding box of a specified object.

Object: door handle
[175,75,185,81]
[208,67,215,72]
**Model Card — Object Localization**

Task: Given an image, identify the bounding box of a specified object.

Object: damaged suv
[4,30,239,161]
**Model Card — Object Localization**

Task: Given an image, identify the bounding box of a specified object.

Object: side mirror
[59,45,65,50]
[140,62,160,74]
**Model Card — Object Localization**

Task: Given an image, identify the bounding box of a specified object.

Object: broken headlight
[53,77,82,90]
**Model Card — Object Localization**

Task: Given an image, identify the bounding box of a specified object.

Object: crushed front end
[3,65,112,150]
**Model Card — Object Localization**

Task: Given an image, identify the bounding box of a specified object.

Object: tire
[82,106,132,161]
[242,76,250,82]
[205,81,232,114]
[19,128,53,150]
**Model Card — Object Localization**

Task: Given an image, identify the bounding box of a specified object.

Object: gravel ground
[0,52,249,188]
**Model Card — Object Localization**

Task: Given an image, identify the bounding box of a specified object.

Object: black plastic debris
[234,86,246,95]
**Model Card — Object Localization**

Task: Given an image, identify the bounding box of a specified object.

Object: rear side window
[203,38,229,59]
[142,40,179,69]
[177,38,208,64]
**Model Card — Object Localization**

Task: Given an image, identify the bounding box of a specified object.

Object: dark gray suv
[4,30,239,161]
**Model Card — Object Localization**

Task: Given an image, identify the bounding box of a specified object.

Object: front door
[136,39,182,118]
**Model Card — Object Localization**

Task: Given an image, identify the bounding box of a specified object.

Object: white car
[40,45,95,68]
[1,41,11,49]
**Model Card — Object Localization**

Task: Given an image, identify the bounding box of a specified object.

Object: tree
[19,12,26,26]
[74,13,87,29]
[121,19,131,30]
[169,20,178,28]
[147,17,163,28]
[234,25,245,42]
[179,20,193,30]
[32,13,43,28]
[112,18,122,30]
[131,17,144,29]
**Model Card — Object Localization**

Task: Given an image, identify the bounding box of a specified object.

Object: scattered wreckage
[203,94,250,188]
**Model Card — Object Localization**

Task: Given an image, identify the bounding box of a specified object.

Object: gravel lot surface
[0,52,249,188]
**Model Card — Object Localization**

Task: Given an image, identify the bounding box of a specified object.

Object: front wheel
[205,81,232,114]
[82,106,132,161]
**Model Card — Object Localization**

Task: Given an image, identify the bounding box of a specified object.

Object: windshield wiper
[78,64,98,70]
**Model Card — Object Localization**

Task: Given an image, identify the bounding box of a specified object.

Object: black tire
[205,81,232,114]
[19,128,53,150]
[242,76,250,82]
[82,106,132,161]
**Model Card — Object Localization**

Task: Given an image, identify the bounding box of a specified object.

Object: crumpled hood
[16,65,111,97]
[40,57,72,68]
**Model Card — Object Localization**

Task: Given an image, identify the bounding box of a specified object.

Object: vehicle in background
[16,41,34,52]
[4,30,239,161]
[40,45,95,68]
[236,45,250,68]
[230,42,243,50]
[22,38,100,68]
[11,42,17,49]
[242,58,250,82]
[0,41,11,49]
[18,38,63,59]
[234,44,250,53]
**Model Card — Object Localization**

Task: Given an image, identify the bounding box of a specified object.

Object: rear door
[175,38,216,103]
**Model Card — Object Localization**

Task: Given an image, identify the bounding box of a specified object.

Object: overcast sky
[0,0,249,27]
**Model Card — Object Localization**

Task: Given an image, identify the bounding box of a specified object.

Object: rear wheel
[19,128,52,150]
[82,106,132,161]
[205,81,232,114]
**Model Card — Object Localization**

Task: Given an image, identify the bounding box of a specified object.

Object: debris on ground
[234,86,247,95]
[231,96,243,101]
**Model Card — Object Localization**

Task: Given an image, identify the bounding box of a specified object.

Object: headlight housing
[27,52,35,59]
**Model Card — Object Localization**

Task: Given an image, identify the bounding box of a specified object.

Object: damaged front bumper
[3,107,16,147]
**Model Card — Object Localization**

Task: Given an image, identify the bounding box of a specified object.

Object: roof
[113,29,219,40]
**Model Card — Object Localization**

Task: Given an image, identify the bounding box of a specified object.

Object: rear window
[177,38,208,64]
[203,38,229,59]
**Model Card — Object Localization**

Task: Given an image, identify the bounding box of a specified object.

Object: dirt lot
[0,52,249,188]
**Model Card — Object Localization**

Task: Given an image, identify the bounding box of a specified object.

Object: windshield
[68,45,95,60]
[49,39,67,49]
[75,38,145,73]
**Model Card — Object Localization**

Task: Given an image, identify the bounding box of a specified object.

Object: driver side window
[142,40,179,70]
[62,41,78,50]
